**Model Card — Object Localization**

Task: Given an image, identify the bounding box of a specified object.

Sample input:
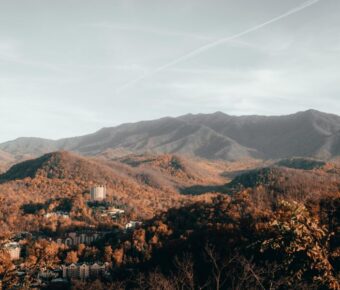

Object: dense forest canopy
[0,152,339,289]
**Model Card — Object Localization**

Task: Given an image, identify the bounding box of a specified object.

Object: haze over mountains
[1,109,340,169]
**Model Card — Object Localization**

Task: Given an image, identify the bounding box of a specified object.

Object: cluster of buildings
[99,206,125,219]
[62,262,109,281]
[0,185,145,289]
[57,232,103,247]
[2,262,110,289]
[88,186,128,220]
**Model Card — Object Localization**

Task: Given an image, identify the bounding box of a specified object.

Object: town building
[90,186,106,201]
[62,263,107,281]
[57,232,101,247]
[100,207,125,219]
[4,242,21,261]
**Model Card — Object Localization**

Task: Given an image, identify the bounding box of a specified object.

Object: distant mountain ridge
[1,109,340,167]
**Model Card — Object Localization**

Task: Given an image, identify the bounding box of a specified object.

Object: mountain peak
[298,109,321,116]
[298,109,334,117]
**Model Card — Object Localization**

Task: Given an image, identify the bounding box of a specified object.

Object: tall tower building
[90,186,106,201]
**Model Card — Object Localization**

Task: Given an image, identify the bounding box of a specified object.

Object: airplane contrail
[115,0,321,93]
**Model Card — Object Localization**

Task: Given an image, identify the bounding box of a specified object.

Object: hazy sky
[0,0,339,142]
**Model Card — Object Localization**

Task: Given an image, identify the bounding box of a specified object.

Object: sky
[0,0,340,142]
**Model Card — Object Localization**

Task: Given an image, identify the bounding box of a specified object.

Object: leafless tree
[172,253,210,290]
[173,253,195,290]
[204,244,236,290]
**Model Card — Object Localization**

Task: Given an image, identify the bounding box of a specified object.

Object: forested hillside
[0,152,339,289]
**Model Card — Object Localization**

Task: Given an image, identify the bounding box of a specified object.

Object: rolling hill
[0,151,235,236]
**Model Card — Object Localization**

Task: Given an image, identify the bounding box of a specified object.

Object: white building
[90,186,106,201]
[4,242,21,261]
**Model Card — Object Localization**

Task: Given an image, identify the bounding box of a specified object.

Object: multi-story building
[4,242,21,261]
[90,186,106,201]
[57,232,101,247]
[62,263,107,281]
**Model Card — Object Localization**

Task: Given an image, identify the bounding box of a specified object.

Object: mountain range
[1,109,340,170]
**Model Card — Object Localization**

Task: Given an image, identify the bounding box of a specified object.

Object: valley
[0,150,339,289]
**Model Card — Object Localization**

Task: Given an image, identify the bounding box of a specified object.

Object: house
[125,221,142,230]
[62,263,108,281]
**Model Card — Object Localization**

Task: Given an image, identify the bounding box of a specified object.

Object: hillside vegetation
[0,151,232,237]
[0,151,339,289]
